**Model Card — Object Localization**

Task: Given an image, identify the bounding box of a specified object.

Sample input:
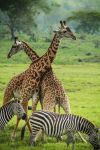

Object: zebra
[21,111,100,150]
[0,99,26,130]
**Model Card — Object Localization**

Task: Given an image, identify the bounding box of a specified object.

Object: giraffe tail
[21,124,27,140]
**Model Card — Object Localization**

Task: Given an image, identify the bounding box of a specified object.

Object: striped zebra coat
[0,100,26,130]
[21,111,100,150]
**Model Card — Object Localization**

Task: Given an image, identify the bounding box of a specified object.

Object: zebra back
[30,111,98,136]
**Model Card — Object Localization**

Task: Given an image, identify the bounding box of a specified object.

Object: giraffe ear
[14,36,18,43]
[63,21,68,28]
[63,21,66,25]
[60,20,63,27]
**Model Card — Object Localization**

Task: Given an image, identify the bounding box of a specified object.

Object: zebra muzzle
[22,113,27,120]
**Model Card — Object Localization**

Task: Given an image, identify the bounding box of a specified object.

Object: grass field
[0,63,100,150]
[0,35,100,150]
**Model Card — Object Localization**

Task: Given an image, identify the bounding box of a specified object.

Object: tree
[67,11,100,34]
[0,0,51,39]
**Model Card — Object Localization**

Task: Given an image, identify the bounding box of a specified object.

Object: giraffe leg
[11,117,20,141]
[54,105,56,113]
[43,91,55,111]
[21,100,32,133]
[57,98,60,113]
[11,100,31,140]
[60,96,71,114]
[32,101,38,112]
[32,92,39,112]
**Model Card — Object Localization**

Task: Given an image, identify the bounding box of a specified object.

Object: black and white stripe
[0,100,26,130]
[21,111,100,150]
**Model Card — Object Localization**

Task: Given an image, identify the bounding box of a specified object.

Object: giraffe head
[54,21,76,40]
[7,37,25,58]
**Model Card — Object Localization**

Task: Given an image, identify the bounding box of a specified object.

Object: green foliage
[0,0,52,39]
[67,11,100,34]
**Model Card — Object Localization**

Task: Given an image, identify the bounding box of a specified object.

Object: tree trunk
[10,26,15,40]
[7,13,15,40]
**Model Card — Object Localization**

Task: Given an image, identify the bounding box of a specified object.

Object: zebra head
[89,129,100,150]
[12,100,26,120]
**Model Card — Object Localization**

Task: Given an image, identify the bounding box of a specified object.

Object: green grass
[0,63,100,150]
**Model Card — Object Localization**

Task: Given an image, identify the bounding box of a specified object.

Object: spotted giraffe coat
[6,41,71,114]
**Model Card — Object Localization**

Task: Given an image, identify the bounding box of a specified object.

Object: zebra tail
[78,132,87,143]
[21,124,27,140]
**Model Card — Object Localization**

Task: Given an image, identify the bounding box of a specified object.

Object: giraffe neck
[23,42,39,62]
[29,34,60,75]
[42,34,60,66]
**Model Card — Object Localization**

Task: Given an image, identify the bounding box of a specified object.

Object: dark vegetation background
[0,0,100,64]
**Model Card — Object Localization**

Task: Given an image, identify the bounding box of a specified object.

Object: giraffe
[4,21,76,138]
[7,37,71,114]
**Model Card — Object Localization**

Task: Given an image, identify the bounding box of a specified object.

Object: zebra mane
[0,99,19,110]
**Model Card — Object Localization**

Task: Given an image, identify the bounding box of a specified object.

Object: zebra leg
[41,130,45,143]
[35,129,43,141]
[56,136,63,142]
[30,129,43,146]
[30,134,35,146]
[66,131,75,150]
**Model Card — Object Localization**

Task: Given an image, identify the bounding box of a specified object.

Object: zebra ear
[13,98,20,103]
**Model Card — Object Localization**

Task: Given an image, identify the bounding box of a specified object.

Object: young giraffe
[8,37,71,114]
[3,21,76,138]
